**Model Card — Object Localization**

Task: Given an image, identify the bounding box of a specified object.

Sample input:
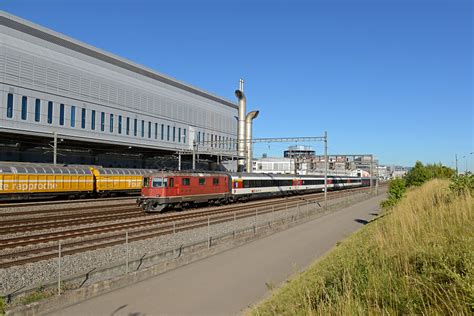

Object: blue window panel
[118,115,122,134]
[110,114,114,133]
[183,128,187,144]
[101,112,105,131]
[81,108,86,129]
[47,101,53,124]
[148,121,151,138]
[167,125,170,141]
[154,123,158,139]
[59,104,65,125]
[126,117,130,135]
[21,96,27,120]
[70,106,76,127]
[34,99,41,122]
[134,118,138,136]
[141,120,145,137]
[178,128,181,143]
[6,93,13,118]
[91,110,96,130]
[161,124,164,140]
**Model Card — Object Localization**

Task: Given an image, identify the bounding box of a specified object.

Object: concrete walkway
[47,194,385,316]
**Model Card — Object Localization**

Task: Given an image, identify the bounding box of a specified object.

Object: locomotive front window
[152,177,168,187]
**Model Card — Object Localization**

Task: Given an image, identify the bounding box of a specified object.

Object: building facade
[0,12,237,167]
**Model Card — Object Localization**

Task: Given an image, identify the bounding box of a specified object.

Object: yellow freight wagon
[91,168,155,195]
[0,164,94,200]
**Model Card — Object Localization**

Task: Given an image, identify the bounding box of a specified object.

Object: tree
[405,161,432,187]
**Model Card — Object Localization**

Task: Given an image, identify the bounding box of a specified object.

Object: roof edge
[0,11,238,109]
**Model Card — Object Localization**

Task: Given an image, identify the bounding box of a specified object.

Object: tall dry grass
[251,179,474,315]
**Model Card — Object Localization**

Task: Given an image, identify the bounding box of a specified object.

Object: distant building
[252,157,294,174]
[283,145,315,158]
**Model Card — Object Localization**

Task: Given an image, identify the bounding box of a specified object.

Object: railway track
[0,186,379,268]
[0,196,136,209]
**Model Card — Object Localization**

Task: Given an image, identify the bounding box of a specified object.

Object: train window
[169,178,174,187]
[197,131,201,143]
[141,120,145,137]
[161,124,164,140]
[155,123,158,139]
[134,118,138,136]
[213,178,219,185]
[126,117,130,135]
[35,99,41,122]
[91,110,96,130]
[143,177,150,187]
[148,121,151,138]
[21,96,27,120]
[172,127,176,142]
[178,128,181,143]
[199,178,206,185]
[202,132,205,145]
[6,93,13,118]
[118,115,122,134]
[152,177,166,187]
[70,105,76,127]
[183,128,187,144]
[167,125,170,141]
[182,178,190,186]
[81,108,86,128]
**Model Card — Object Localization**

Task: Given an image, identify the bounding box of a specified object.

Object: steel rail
[0,187,379,268]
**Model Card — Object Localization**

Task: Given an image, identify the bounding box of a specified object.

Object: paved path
[47,194,385,316]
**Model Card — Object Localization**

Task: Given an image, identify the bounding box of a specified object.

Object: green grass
[250,180,474,315]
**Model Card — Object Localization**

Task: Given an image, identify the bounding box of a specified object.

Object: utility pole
[455,154,458,175]
[324,131,328,208]
[192,141,196,170]
[53,131,57,165]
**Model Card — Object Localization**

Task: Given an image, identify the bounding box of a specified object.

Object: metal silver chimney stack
[245,110,259,173]
[235,79,246,172]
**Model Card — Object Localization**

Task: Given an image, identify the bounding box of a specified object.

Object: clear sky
[2,0,473,170]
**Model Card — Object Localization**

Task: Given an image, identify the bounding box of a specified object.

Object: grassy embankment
[251,179,473,315]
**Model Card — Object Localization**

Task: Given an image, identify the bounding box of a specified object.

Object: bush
[381,178,406,209]
[450,173,474,196]
[405,161,455,187]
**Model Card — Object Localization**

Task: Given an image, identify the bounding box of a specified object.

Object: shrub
[449,173,474,196]
[381,178,406,209]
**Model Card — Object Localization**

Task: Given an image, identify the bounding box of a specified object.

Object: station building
[0,11,238,168]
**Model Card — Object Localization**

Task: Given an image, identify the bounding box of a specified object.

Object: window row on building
[196,130,236,150]
[4,93,190,144]
[3,92,237,149]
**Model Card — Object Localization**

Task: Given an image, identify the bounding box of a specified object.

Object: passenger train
[137,171,372,212]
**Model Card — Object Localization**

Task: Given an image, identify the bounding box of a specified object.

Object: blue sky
[2,0,473,170]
